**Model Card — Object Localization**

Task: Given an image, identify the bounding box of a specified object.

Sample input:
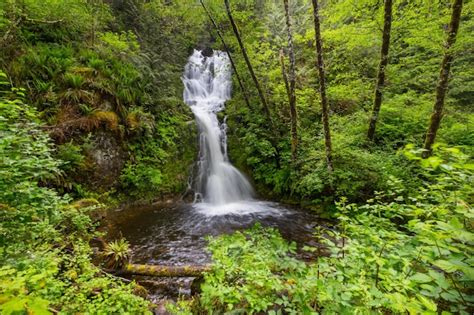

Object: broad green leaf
[410,273,432,283]
[433,260,458,273]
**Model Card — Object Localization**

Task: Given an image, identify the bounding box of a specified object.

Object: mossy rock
[133,284,149,298]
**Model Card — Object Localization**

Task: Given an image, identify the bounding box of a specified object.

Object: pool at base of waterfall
[104,201,326,302]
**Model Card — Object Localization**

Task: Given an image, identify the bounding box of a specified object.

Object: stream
[105,50,325,303]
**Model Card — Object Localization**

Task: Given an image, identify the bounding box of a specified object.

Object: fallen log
[114,264,211,277]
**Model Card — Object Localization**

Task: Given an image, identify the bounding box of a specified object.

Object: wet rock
[87,131,125,191]
[201,47,213,57]
[133,284,149,298]
[190,276,204,296]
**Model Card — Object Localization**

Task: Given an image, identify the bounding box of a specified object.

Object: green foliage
[199,226,308,314]
[182,146,473,314]
[99,31,140,54]
[56,141,85,172]
[126,106,156,136]
[0,75,151,314]
[2,0,111,44]
[0,258,60,315]
[120,162,163,199]
[103,238,130,269]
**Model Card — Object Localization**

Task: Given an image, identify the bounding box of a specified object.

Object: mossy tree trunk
[423,0,463,158]
[224,0,272,124]
[115,264,211,277]
[367,0,393,141]
[280,49,291,104]
[283,0,298,162]
[311,0,333,173]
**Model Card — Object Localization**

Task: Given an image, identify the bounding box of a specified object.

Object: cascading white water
[183,50,254,208]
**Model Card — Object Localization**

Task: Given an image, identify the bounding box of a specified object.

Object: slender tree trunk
[224,0,272,123]
[283,0,298,162]
[199,0,252,110]
[279,49,291,166]
[367,0,393,141]
[423,0,463,158]
[311,0,333,172]
[280,49,291,101]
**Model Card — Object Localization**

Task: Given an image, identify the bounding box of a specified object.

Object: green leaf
[27,297,51,315]
[0,297,27,314]
[410,273,432,283]
[417,294,437,312]
[433,260,458,273]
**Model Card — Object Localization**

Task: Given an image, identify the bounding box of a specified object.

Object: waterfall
[183,50,254,206]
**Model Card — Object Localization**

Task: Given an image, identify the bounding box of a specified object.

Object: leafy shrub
[120,162,163,199]
[439,115,474,149]
[294,143,417,203]
[56,141,85,172]
[374,93,432,147]
[200,226,309,314]
[99,31,140,54]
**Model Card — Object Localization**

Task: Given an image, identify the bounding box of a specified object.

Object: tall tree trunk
[199,0,252,110]
[367,0,393,141]
[311,0,333,172]
[423,0,463,158]
[280,49,291,101]
[283,0,298,162]
[224,0,273,124]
